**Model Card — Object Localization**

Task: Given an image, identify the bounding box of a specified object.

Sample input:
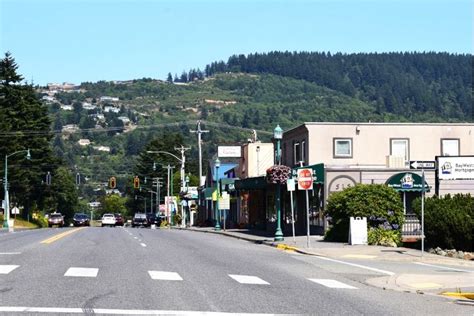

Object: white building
[78,139,91,146]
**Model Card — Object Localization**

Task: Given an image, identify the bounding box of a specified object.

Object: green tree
[46,166,79,220]
[99,194,127,216]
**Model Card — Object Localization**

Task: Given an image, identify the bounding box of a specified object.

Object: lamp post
[214,158,221,231]
[3,149,31,231]
[274,125,284,241]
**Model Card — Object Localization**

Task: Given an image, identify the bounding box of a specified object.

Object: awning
[386,172,430,192]
[235,176,267,190]
[220,178,238,192]
[204,187,216,200]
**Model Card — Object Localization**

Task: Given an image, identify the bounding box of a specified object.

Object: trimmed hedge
[412,194,473,252]
[325,184,404,242]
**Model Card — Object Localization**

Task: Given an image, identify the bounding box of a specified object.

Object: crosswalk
[0,264,358,290]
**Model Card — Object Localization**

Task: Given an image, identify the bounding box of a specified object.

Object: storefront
[386,172,430,214]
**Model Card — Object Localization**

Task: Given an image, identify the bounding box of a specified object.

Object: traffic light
[109,176,116,189]
[133,176,140,189]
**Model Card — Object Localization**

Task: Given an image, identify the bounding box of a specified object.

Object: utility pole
[190,121,209,188]
[163,164,175,224]
[153,178,163,214]
[175,145,190,227]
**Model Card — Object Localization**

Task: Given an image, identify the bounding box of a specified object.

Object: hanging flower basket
[266,165,291,184]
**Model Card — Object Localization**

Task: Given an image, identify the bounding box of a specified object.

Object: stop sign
[298,168,313,190]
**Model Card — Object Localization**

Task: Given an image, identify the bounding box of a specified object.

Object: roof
[212,163,238,181]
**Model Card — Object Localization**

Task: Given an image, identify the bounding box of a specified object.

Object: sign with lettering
[218,146,241,158]
[297,168,313,190]
[438,156,474,180]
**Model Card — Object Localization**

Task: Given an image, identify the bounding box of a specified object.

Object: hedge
[412,194,473,252]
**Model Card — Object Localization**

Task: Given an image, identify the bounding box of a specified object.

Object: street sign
[297,168,313,190]
[219,192,230,210]
[286,178,295,192]
[11,207,20,215]
[410,161,436,170]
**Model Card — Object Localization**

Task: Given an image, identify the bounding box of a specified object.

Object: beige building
[238,142,275,178]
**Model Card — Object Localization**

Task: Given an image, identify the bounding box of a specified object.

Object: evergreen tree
[166,72,173,83]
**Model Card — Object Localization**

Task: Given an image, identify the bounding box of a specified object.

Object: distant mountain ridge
[205,51,472,121]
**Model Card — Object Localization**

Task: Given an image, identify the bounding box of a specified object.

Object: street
[0,227,472,315]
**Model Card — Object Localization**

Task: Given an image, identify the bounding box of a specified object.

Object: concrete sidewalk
[178,226,474,300]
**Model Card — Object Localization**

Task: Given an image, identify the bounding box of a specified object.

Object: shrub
[325,184,404,242]
[368,228,402,247]
[32,213,48,228]
[412,194,473,252]
[160,219,169,228]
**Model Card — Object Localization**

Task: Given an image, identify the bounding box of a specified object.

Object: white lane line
[0,252,21,255]
[311,256,395,276]
[64,267,98,278]
[0,306,277,315]
[148,271,183,281]
[308,278,358,289]
[0,265,19,274]
[228,274,270,285]
[134,236,138,239]
[414,262,474,273]
[140,243,147,247]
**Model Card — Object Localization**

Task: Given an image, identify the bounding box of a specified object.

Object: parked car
[146,213,162,227]
[48,213,64,227]
[101,213,116,227]
[114,213,124,226]
[72,213,90,227]
[132,213,148,227]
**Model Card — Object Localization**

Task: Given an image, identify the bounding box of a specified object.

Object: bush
[325,184,404,242]
[368,228,402,247]
[32,213,48,228]
[412,194,473,252]
[173,213,182,225]
[160,219,169,228]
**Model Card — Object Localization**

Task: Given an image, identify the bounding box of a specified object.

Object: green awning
[386,172,430,192]
[292,163,325,184]
[204,187,216,199]
[220,178,238,192]
[235,176,267,190]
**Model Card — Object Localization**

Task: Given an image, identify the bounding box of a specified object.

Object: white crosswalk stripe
[308,278,358,289]
[148,271,183,281]
[0,265,19,274]
[228,274,270,285]
[64,267,99,278]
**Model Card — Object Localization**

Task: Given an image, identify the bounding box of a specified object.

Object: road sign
[219,192,230,210]
[286,178,295,192]
[297,168,313,190]
[11,207,20,215]
[410,161,436,170]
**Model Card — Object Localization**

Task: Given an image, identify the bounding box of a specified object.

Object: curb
[441,292,474,300]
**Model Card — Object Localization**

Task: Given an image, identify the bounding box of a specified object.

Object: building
[281,122,474,234]
[93,146,111,153]
[77,139,91,146]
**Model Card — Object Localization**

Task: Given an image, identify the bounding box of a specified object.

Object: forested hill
[205,52,472,121]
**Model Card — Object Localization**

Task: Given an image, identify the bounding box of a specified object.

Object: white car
[101,213,116,227]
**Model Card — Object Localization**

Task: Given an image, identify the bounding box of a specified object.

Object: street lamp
[3,149,31,231]
[214,157,221,231]
[274,125,284,241]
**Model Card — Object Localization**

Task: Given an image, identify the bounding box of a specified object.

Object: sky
[0,0,472,86]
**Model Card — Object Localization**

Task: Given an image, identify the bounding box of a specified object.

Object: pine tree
[166,72,173,83]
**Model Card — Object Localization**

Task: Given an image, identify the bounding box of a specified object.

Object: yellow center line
[40,227,86,244]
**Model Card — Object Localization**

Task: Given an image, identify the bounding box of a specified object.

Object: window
[441,139,459,156]
[301,140,306,164]
[293,142,301,165]
[333,138,352,158]
[390,138,409,162]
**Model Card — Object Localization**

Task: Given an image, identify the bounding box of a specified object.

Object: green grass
[13,218,39,229]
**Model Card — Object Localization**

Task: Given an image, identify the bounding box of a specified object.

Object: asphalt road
[0,227,472,315]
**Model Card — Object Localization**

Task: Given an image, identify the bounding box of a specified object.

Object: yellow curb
[276,244,298,251]
[40,227,86,244]
[442,292,474,300]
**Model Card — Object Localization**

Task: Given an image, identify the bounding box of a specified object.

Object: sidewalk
[179,226,474,300]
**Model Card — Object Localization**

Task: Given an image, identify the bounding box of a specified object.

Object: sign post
[286,178,296,243]
[298,168,313,248]
[421,168,425,258]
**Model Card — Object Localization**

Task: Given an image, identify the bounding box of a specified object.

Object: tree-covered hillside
[206,52,472,121]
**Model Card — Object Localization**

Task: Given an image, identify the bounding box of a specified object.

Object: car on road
[146,213,162,227]
[131,213,148,227]
[48,213,64,227]
[72,213,90,227]
[114,213,124,226]
[101,213,116,227]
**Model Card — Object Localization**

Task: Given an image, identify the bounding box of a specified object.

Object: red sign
[298,168,313,190]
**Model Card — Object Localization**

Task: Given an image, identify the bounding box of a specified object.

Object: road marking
[414,262,474,273]
[408,282,442,289]
[148,271,183,281]
[308,278,358,289]
[64,267,98,278]
[134,236,138,239]
[311,256,395,275]
[140,243,147,247]
[0,306,278,315]
[228,274,270,285]
[0,252,21,255]
[40,228,86,244]
[0,265,19,274]
[342,254,377,259]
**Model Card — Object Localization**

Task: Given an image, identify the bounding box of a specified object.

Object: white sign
[218,146,241,158]
[349,217,367,245]
[286,178,295,192]
[219,192,230,210]
[11,207,20,215]
[438,156,474,180]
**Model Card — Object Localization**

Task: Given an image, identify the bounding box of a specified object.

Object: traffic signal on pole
[109,176,116,189]
[133,176,140,189]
